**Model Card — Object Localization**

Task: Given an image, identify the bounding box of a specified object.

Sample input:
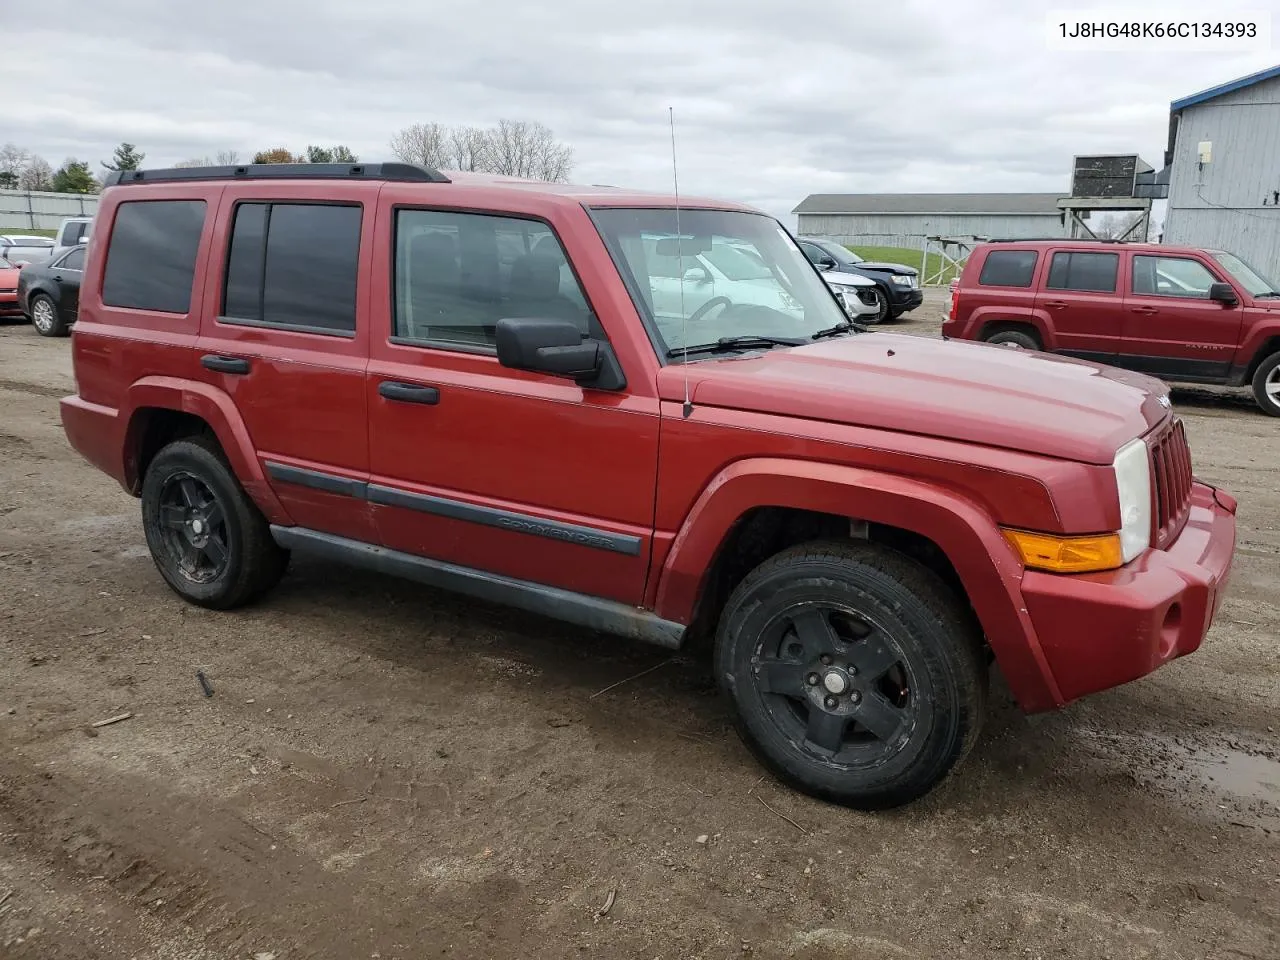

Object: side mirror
[816,256,837,270]
[78,236,88,244]
[1208,281,1238,305]
[682,265,711,284]
[495,317,624,390]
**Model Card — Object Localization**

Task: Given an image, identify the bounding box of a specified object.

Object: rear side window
[61,248,85,270]
[102,200,207,313]
[222,202,362,335]
[1046,251,1118,293]
[978,250,1037,287]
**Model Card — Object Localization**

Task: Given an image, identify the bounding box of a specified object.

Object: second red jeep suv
[943,239,1280,416]
[61,163,1237,810]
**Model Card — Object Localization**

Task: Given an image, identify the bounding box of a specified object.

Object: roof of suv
[101,162,756,214]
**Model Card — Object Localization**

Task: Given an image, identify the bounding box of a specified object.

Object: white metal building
[1161,63,1280,277]
[0,189,99,231]
[791,193,1065,244]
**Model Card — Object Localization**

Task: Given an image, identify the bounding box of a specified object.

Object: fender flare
[974,310,1053,349]
[654,457,1063,712]
[121,377,291,524]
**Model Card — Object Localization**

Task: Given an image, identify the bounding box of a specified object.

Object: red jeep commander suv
[61,163,1237,809]
[943,239,1280,416]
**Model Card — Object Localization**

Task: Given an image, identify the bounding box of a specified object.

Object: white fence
[0,189,99,231]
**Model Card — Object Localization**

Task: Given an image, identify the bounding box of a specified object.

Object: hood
[822,269,875,287]
[663,334,1169,464]
[852,261,916,276]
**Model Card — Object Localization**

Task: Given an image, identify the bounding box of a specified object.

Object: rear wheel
[983,326,1040,351]
[1252,352,1280,417]
[141,438,289,609]
[715,540,987,809]
[29,294,68,337]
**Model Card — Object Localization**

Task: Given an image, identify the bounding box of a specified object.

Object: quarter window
[393,209,596,349]
[222,202,362,334]
[978,250,1038,287]
[102,200,207,313]
[1132,255,1218,298]
[1046,251,1119,293]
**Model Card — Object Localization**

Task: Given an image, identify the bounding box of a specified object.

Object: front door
[365,203,659,605]
[1037,248,1124,363]
[1119,253,1245,381]
[53,246,85,319]
[195,185,377,543]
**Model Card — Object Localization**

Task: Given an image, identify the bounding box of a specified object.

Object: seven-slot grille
[1150,417,1193,549]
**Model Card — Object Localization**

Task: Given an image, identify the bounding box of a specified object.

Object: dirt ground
[1,292,1277,960]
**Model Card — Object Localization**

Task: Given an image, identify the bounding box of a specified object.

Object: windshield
[1209,250,1278,296]
[592,208,848,356]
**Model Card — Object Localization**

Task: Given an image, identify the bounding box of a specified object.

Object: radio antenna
[670,106,693,419]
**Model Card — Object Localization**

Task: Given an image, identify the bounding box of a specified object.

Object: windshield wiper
[666,335,806,359]
[811,320,867,339]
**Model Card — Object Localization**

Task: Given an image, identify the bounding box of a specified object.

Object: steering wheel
[687,296,732,324]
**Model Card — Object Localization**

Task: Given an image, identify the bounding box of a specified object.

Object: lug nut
[823,696,838,709]
[820,654,833,666]
[848,665,857,675]
[849,691,862,705]
[806,673,820,686]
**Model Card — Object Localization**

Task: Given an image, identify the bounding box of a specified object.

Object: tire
[868,287,890,323]
[714,540,987,810]
[1251,352,1280,417]
[984,327,1040,351]
[141,437,289,609]
[29,294,69,337]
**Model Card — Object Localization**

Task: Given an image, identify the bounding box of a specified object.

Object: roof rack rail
[984,236,1128,243]
[102,162,451,188]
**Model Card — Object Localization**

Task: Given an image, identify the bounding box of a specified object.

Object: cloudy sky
[2,0,1275,221]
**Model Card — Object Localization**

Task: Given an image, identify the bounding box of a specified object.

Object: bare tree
[448,126,489,172]
[1092,212,1147,241]
[215,150,241,165]
[19,156,54,192]
[484,119,573,181]
[0,143,30,189]
[389,123,450,169]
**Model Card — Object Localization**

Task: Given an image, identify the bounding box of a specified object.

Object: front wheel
[1252,352,1280,417]
[141,438,289,609]
[715,541,986,809]
[868,288,890,323]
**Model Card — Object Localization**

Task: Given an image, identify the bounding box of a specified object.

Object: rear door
[195,183,378,543]
[1036,248,1124,363]
[1119,252,1244,381]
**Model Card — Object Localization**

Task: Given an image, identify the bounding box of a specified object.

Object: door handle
[201,354,251,375]
[1042,300,1069,309]
[54,275,63,282]
[379,381,440,405]
[1130,306,1159,315]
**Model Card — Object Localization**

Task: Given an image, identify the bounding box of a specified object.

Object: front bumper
[1020,481,1236,707]
[887,285,923,311]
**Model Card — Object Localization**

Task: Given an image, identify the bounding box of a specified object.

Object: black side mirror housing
[816,256,837,270]
[1208,282,1239,305]
[495,318,625,390]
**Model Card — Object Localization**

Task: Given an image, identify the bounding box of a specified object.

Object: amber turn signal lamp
[1002,529,1124,574]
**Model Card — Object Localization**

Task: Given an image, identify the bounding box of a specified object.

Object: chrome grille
[1151,417,1193,549]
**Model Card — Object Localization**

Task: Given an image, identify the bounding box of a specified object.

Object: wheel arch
[121,377,292,524]
[654,458,1062,712]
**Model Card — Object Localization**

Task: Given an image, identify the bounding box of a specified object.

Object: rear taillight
[948,279,959,321]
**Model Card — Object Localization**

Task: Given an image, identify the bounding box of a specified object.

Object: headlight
[1113,437,1152,563]
[891,274,913,286]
